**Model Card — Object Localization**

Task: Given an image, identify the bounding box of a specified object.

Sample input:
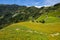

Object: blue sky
[0,0,60,7]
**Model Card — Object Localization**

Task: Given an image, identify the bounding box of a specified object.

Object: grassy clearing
[0,24,48,40]
[19,22,60,33]
[18,22,60,40]
[0,22,60,40]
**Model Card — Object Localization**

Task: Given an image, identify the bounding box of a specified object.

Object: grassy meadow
[0,22,60,40]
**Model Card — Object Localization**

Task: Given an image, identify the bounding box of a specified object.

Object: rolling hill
[0,3,60,40]
[0,3,60,28]
[0,22,60,40]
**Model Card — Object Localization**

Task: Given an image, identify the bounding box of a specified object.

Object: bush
[39,20,45,23]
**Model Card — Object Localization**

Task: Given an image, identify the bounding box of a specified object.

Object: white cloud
[33,0,60,7]
[26,0,60,7]
[27,6,42,8]
[44,0,60,6]
[34,6,42,8]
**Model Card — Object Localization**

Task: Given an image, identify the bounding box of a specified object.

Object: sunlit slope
[0,22,60,40]
[36,15,60,23]
[36,9,60,23]
[0,23,48,40]
[19,22,60,33]
[19,22,60,40]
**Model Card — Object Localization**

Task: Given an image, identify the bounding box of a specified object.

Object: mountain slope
[0,22,48,40]
[0,22,60,40]
[0,3,60,29]
[36,3,60,23]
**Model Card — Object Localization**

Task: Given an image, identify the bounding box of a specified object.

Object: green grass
[36,16,60,23]
[0,22,60,40]
[36,12,60,23]
[48,9,60,17]
[0,24,48,40]
[36,9,60,23]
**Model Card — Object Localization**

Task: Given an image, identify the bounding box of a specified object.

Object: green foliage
[39,20,45,23]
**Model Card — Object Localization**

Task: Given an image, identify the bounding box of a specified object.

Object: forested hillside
[0,3,60,29]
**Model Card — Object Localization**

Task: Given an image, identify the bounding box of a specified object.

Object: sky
[0,0,60,7]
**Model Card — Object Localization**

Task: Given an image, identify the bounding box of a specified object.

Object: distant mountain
[0,3,60,29]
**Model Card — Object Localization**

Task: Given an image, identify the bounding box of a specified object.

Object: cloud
[27,5,42,8]
[26,6,42,8]
[34,6,42,8]
[30,0,60,7]
[44,0,60,6]
[34,0,60,7]
[20,0,60,7]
